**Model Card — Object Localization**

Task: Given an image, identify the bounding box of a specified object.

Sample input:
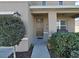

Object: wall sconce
[14,12,21,16]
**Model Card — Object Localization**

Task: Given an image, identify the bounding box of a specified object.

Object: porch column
[67,18,75,32]
[48,11,57,37]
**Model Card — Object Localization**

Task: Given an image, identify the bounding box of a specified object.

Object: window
[59,1,63,5]
[61,20,66,25]
[57,20,66,30]
[42,1,47,6]
[75,1,79,5]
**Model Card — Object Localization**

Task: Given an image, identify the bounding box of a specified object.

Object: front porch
[32,13,48,41]
[31,11,79,57]
[32,12,77,42]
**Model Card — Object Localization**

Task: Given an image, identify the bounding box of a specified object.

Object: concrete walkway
[0,47,13,58]
[31,39,50,58]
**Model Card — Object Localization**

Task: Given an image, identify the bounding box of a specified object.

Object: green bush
[48,32,79,58]
[0,15,25,46]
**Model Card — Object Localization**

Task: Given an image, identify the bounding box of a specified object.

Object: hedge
[48,32,79,58]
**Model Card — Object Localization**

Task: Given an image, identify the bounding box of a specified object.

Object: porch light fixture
[14,12,21,16]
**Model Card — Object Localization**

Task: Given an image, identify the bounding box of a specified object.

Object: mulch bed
[48,48,65,58]
[8,46,33,58]
[48,49,57,58]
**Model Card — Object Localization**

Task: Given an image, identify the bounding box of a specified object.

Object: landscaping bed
[9,45,33,58]
[48,48,57,58]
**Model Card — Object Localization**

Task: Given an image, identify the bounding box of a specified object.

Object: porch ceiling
[32,13,79,18]
[57,13,79,18]
[32,13,48,17]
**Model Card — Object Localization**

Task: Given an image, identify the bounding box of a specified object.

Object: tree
[0,15,25,58]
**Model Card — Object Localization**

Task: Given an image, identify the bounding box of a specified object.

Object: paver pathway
[31,39,50,58]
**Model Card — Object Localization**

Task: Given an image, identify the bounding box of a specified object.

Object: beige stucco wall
[63,1,75,5]
[27,9,33,48]
[30,1,42,6]
[0,1,32,52]
[48,1,75,6]
[30,1,75,6]
[32,15,36,39]
[47,1,58,6]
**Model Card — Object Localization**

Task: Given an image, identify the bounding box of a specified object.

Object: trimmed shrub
[48,32,79,58]
[0,15,25,46]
